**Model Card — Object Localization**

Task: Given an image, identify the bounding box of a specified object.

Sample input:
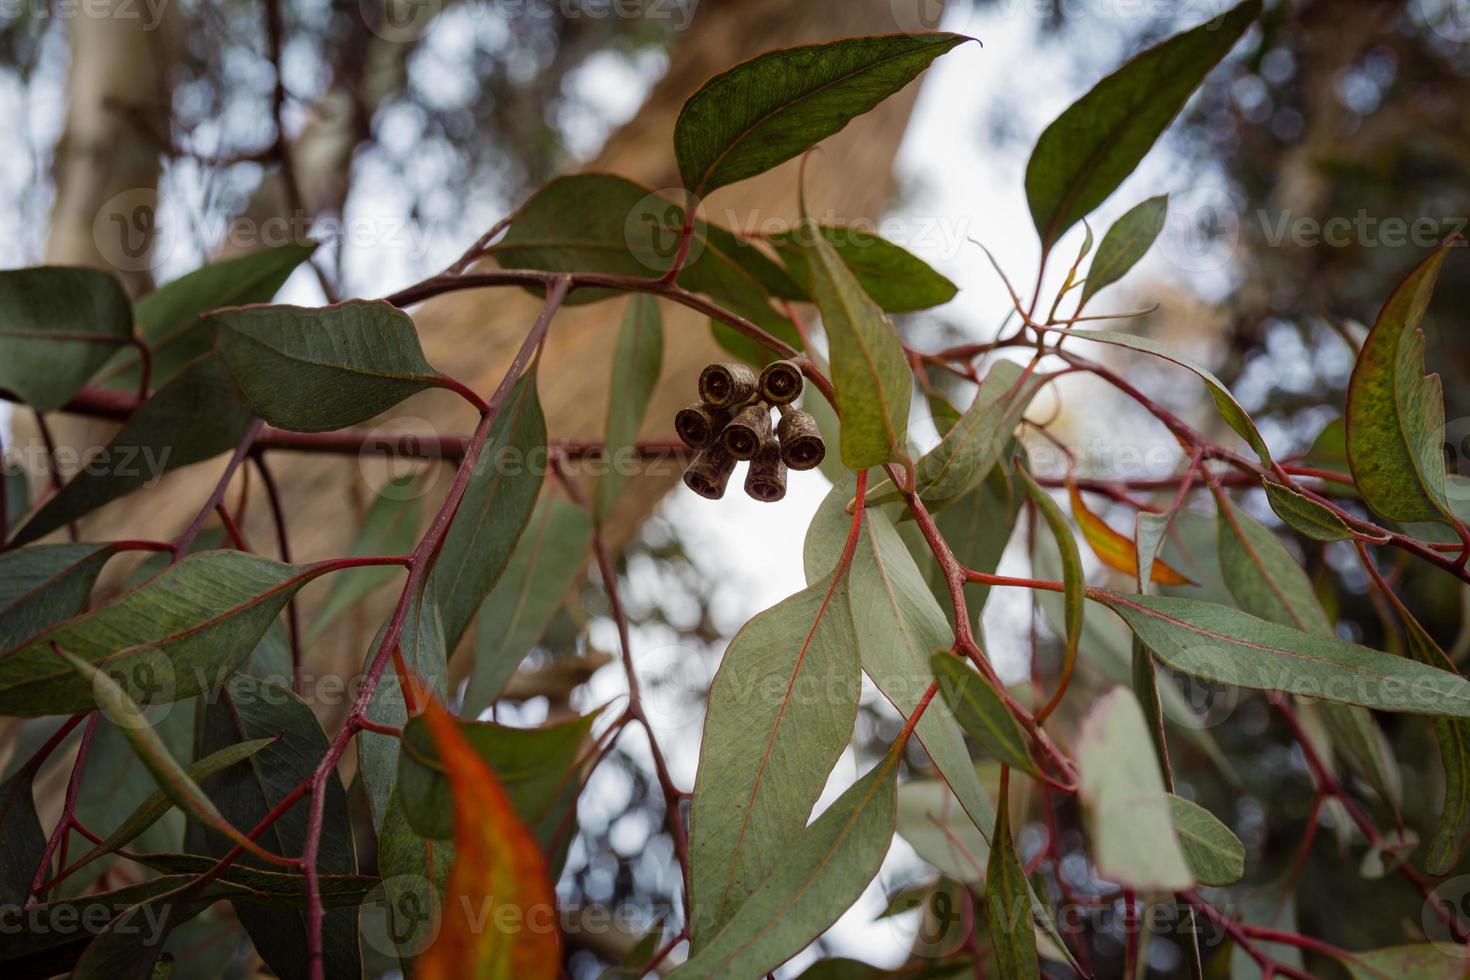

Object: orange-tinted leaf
[415,698,560,980]
[1068,480,1192,586]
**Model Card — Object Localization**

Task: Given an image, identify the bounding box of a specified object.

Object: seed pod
[682,445,737,500]
[776,409,826,471]
[745,437,787,503]
[674,401,729,449]
[758,359,803,405]
[720,403,772,461]
[698,362,759,409]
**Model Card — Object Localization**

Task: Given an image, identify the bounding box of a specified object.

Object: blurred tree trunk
[43,0,178,297]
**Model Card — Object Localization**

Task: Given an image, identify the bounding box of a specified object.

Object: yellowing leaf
[416,698,559,980]
[1068,480,1191,585]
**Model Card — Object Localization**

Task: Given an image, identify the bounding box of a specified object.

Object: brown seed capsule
[674,401,729,449]
[776,409,826,471]
[745,436,787,503]
[720,403,772,461]
[758,359,804,405]
[698,362,759,409]
[682,445,737,500]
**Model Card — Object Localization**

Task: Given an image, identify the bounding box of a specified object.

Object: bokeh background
[3,0,1470,975]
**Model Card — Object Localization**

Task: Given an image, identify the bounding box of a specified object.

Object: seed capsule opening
[682,446,737,500]
[759,360,803,405]
[776,409,826,471]
[745,437,787,503]
[675,402,728,449]
[699,362,758,408]
[721,404,772,461]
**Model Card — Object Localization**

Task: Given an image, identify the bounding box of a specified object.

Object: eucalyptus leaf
[1262,480,1354,541]
[1025,0,1260,253]
[596,295,662,521]
[673,749,898,978]
[986,779,1040,979]
[802,219,912,468]
[0,543,116,648]
[1346,241,1457,525]
[1168,794,1243,886]
[11,356,253,546]
[214,300,443,432]
[1095,591,1470,719]
[770,225,957,313]
[1080,195,1167,306]
[0,551,316,716]
[429,369,546,651]
[675,34,969,195]
[464,495,592,713]
[1076,686,1193,890]
[99,242,315,392]
[688,565,860,945]
[0,266,133,411]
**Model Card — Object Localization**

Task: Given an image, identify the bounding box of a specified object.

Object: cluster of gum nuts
[676,359,826,503]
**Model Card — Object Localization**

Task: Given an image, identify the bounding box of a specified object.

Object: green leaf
[804,481,1012,897]
[770,225,958,313]
[194,673,359,980]
[69,879,197,980]
[1262,480,1354,541]
[131,853,377,907]
[802,220,912,468]
[62,651,286,862]
[986,779,1040,980]
[1167,795,1243,886]
[0,550,315,716]
[309,475,420,640]
[0,266,133,411]
[930,654,1039,777]
[99,242,315,392]
[358,584,447,831]
[1024,1,1260,253]
[428,369,546,650]
[596,295,663,522]
[375,788,452,967]
[1076,686,1193,890]
[1080,196,1168,306]
[1216,497,1403,816]
[62,738,274,880]
[491,174,802,335]
[1389,596,1470,874]
[1062,327,1272,465]
[395,710,592,877]
[674,34,969,195]
[672,749,898,978]
[464,495,592,713]
[1344,944,1467,980]
[1017,467,1082,702]
[688,566,860,945]
[11,356,254,546]
[1094,591,1470,719]
[1216,494,1332,636]
[0,765,43,906]
[213,300,443,432]
[870,361,1043,510]
[896,776,989,883]
[1346,242,1457,525]
[0,543,116,647]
